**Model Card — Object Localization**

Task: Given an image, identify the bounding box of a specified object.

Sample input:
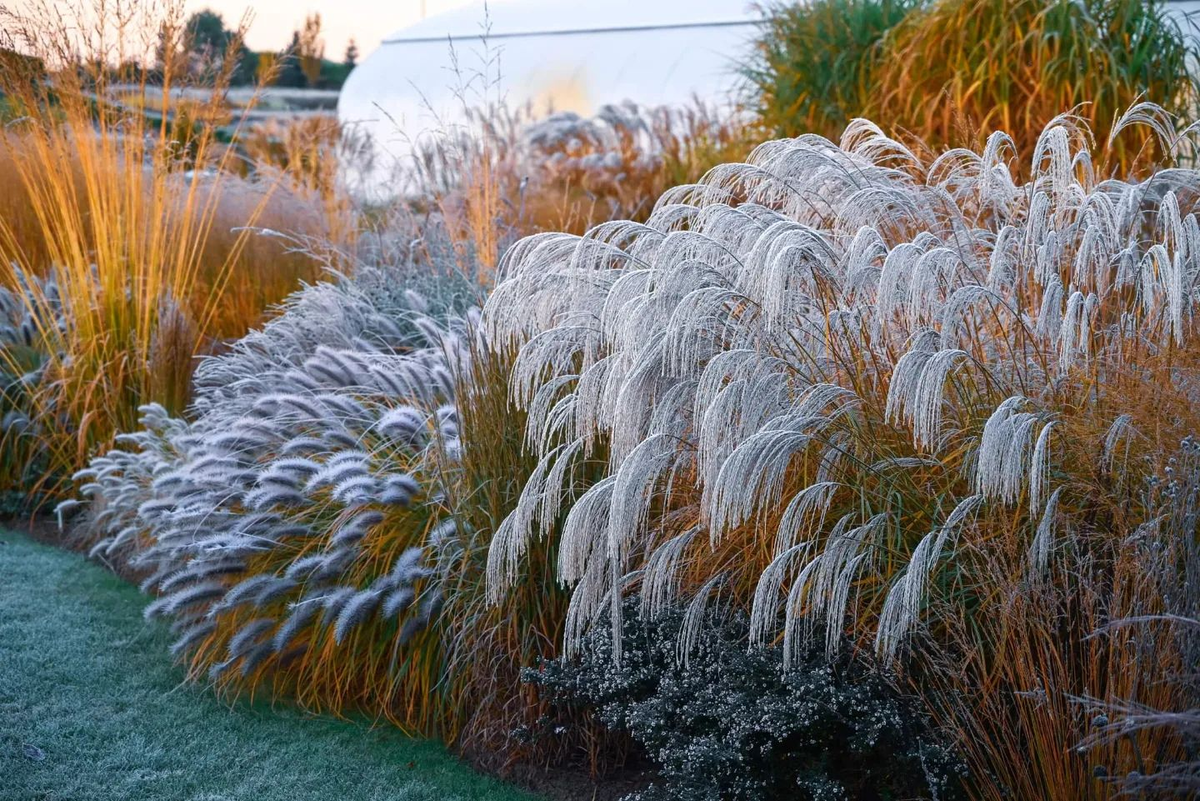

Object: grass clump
[749,0,1199,170]
[72,243,480,736]
[69,247,622,769]
[482,109,1200,798]
[433,343,620,771]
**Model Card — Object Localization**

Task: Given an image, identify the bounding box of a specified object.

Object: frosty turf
[0,529,536,801]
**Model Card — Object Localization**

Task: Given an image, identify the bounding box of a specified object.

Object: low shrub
[528,601,967,801]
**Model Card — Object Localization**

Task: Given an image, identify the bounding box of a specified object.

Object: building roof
[380,0,761,44]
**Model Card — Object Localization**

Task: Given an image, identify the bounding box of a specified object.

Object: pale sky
[189,0,474,58]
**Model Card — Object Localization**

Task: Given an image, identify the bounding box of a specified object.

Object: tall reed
[0,0,320,494]
[869,0,1199,171]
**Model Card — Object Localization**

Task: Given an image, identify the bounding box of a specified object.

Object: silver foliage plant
[524,102,673,177]
[0,267,60,445]
[67,259,481,678]
[484,104,1200,665]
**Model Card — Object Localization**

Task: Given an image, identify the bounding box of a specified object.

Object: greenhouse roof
[380,0,762,45]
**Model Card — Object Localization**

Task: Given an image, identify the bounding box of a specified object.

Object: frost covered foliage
[486,108,1200,794]
[0,267,59,497]
[1077,436,1200,798]
[528,601,966,801]
[486,104,1200,658]
[516,102,750,234]
[70,260,481,721]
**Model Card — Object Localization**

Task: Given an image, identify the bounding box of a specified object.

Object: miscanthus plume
[485,106,1200,664]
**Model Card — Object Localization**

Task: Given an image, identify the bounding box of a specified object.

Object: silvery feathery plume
[379,473,420,507]
[875,495,983,662]
[63,232,484,688]
[1028,487,1064,580]
[227,618,276,659]
[329,510,385,548]
[974,396,1053,507]
[676,574,724,668]
[273,597,320,653]
[483,109,1200,659]
[640,527,701,623]
[334,589,384,644]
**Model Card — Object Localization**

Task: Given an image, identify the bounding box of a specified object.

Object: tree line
[163,9,359,90]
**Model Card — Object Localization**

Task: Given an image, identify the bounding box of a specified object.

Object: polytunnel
[336,0,762,197]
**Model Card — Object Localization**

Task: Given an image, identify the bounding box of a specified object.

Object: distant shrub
[518,102,753,233]
[746,0,916,140]
[870,0,1199,169]
[528,601,967,801]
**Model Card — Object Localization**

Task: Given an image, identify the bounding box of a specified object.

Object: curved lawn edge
[0,529,540,801]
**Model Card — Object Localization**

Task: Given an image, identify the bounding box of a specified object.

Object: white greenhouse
[339,0,1200,196]
[337,0,762,196]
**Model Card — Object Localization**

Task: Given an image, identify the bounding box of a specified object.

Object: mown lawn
[0,530,537,801]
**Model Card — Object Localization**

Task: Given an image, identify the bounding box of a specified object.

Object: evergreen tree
[275,31,307,88]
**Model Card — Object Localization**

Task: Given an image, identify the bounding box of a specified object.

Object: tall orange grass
[749,0,1198,173]
[921,543,1189,801]
[0,0,330,494]
[868,0,1199,171]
